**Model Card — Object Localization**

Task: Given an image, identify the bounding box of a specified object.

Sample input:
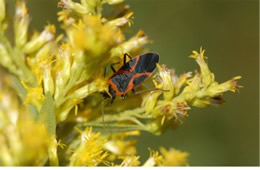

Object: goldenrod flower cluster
[0,0,241,166]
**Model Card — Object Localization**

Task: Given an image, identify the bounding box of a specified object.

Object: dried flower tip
[58,0,73,9]
[206,76,242,97]
[58,0,91,15]
[209,96,225,106]
[176,102,190,118]
[160,103,174,117]
[230,76,243,92]
[15,1,28,18]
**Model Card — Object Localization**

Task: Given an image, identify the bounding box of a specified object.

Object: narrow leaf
[11,76,38,119]
[38,92,56,135]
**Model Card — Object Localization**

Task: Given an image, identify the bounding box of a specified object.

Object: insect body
[102,53,159,103]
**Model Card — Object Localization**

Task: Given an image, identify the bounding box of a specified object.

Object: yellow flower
[0,0,243,166]
[159,147,189,166]
[18,118,49,165]
[22,82,44,111]
[174,71,193,95]
[142,80,163,115]
[143,148,163,167]
[69,127,108,166]
[0,82,49,165]
[71,16,124,58]
[189,47,214,87]
[156,64,175,100]
[118,155,140,166]
[104,131,139,158]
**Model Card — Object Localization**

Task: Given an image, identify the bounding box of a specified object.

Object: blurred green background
[7,0,259,166]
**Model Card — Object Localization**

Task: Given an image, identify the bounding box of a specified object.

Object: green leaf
[11,75,26,98]
[11,76,38,119]
[38,92,56,135]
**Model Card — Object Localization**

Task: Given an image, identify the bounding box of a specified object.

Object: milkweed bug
[101,53,168,123]
[101,52,166,124]
[102,52,162,104]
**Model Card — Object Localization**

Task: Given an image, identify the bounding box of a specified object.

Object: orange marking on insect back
[124,72,151,94]
[107,56,141,96]
[107,79,123,96]
[114,56,140,75]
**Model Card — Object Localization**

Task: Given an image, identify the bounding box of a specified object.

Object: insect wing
[132,53,159,88]
[135,53,159,73]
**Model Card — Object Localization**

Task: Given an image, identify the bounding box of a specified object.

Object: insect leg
[124,53,132,64]
[102,100,105,126]
[132,88,169,95]
[110,62,120,73]
[110,96,116,104]
[121,93,128,99]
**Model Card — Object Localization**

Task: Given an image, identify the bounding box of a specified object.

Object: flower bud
[206,76,242,97]
[23,25,56,54]
[14,1,29,48]
[110,30,150,58]
[58,0,90,15]
[157,64,175,100]
[106,12,133,30]
[0,44,17,74]
[41,60,54,96]
[104,0,124,5]
[189,47,214,87]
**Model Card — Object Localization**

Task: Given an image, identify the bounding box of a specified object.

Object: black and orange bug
[101,52,164,123]
[102,52,161,103]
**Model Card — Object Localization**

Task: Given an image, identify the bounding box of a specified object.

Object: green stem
[77,122,149,132]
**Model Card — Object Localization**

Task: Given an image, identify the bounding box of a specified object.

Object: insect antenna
[102,99,105,127]
[132,88,169,95]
